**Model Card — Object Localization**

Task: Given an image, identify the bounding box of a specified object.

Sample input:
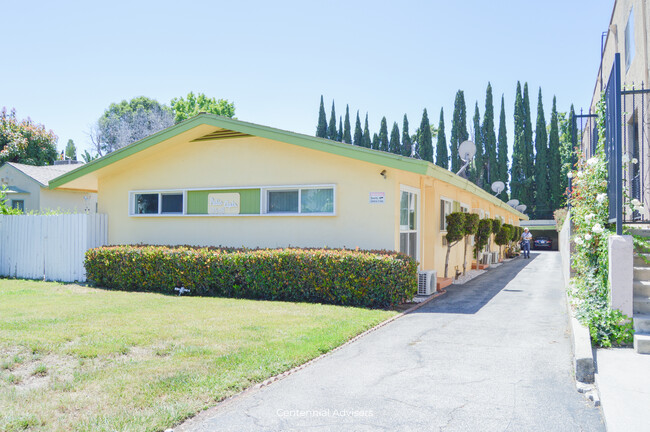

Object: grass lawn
[0,279,396,432]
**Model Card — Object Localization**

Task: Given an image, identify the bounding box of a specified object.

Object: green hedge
[85,246,418,309]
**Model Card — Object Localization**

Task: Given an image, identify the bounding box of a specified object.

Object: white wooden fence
[0,214,107,282]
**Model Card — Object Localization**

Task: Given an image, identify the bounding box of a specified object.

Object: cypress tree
[450,90,468,172]
[327,100,337,140]
[470,102,484,185]
[401,114,412,157]
[497,95,509,201]
[316,95,327,138]
[521,83,535,211]
[534,88,550,218]
[372,133,380,150]
[378,117,389,151]
[338,117,343,142]
[482,83,497,190]
[418,109,433,162]
[548,96,562,211]
[343,105,352,144]
[389,122,401,154]
[362,113,371,148]
[436,108,448,169]
[558,105,577,200]
[353,111,363,146]
[511,82,525,203]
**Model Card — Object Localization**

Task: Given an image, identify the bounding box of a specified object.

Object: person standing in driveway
[520,227,532,259]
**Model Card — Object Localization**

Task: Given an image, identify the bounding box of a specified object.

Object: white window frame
[460,202,470,213]
[130,189,185,216]
[440,197,453,232]
[400,185,420,263]
[261,184,336,216]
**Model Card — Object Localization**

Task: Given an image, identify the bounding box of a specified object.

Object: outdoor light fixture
[380,169,387,179]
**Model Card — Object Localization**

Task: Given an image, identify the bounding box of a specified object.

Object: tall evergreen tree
[450,90,468,172]
[353,111,363,146]
[470,102,484,185]
[511,82,525,203]
[401,114,412,157]
[327,100,337,140]
[338,117,343,142]
[389,122,401,154]
[534,88,550,218]
[436,108,448,168]
[482,83,497,190]
[343,105,352,144]
[378,117,389,151]
[548,96,562,211]
[497,95,509,201]
[372,133,380,150]
[316,95,327,138]
[417,109,433,162]
[362,113,371,148]
[521,83,535,211]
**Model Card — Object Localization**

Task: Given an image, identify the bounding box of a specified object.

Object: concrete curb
[565,292,595,384]
[173,290,448,431]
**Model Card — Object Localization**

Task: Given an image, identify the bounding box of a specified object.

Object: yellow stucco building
[50,114,525,280]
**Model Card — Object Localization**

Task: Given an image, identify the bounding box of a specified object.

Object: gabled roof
[48,114,527,219]
[4,162,84,187]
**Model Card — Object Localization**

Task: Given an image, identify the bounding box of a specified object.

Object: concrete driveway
[177,251,604,432]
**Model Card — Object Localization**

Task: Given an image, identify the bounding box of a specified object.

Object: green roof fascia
[47,113,526,220]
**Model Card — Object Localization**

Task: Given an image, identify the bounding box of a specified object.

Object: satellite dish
[458,140,476,162]
[507,199,519,207]
[516,204,527,213]
[491,181,505,196]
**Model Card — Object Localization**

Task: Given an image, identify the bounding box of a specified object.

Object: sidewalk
[595,348,650,432]
[175,251,603,432]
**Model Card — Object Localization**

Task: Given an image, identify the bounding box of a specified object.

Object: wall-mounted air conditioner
[480,253,491,265]
[418,270,437,296]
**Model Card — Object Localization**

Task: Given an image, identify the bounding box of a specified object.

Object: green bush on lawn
[85,246,418,309]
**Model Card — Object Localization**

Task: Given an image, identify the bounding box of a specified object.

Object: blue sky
[1,1,614,157]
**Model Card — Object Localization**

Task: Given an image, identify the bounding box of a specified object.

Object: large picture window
[265,187,334,214]
[400,188,418,261]
[133,192,183,215]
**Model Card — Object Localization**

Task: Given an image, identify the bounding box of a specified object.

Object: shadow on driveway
[415,252,542,315]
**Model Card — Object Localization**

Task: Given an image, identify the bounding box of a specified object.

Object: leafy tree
[92,96,174,155]
[401,114,412,157]
[450,90,468,172]
[497,95,509,201]
[389,122,401,154]
[534,88,550,218]
[417,109,433,162]
[495,225,512,258]
[511,82,525,205]
[170,92,235,123]
[81,150,99,163]
[491,218,502,243]
[65,139,77,161]
[353,111,363,146]
[328,101,337,140]
[444,212,466,278]
[470,102,484,185]
[483,83,497,190]
[436,108,448,169]
[372,133,380,150]
[378,117,389,151]
[0,108,58,165]
[343,105,352,144]
[316,95,327,138]
[362,113,371,148]
[475,219,493,262]
[462,213,480,275]
[548,96,562,211]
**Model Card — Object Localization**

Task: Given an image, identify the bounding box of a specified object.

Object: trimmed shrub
[475,219,493,258]
[462,213,480,274]
[495,225,512,247]
[444,212,466,278]
[85,246,417,309]
[491,218,502,235]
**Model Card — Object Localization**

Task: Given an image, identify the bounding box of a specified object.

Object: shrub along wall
[85,246,418,309]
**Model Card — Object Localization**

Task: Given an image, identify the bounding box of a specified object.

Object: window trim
[399,185,420,264]
[129,184,336,217]
[440,196,453,232]
[460,202,470,213]
[11,199,24,212]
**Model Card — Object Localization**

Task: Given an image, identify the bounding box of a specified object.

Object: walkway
[177,251,604,432]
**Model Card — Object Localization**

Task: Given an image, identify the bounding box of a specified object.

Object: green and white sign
[208,193,240,214]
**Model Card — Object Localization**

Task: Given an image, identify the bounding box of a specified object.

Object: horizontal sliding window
[132,192,183,215]
[265,187,335,215]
